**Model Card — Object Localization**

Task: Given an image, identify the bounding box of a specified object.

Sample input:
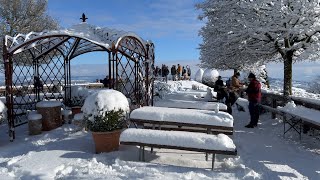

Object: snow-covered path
[233,109,320,179]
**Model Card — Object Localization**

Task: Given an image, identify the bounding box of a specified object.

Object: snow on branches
[196,0,320,96]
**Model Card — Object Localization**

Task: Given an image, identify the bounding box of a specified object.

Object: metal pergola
[2,22,155,141]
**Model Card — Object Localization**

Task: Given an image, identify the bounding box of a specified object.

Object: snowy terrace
[0,80,319,179]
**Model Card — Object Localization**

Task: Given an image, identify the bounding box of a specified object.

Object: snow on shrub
[82,89,129,122]
[202,69,219,87]
[195,68,204,82]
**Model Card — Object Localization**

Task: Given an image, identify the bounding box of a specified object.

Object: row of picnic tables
[121,87,238,170]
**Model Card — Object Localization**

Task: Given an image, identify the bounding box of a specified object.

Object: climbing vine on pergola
[2,23,155,141]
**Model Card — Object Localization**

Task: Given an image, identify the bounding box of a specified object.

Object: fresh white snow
[0,80,319,179]
[81,89,129,121]
[27,113,42,121]
[120,128,236,151]
[130,106,233,127]
[278,101,320,126]
[154,99,228,111]
[195,68,204,82]
[36,101,62,108]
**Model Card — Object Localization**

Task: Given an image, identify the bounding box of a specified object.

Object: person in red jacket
[245,73,261,128]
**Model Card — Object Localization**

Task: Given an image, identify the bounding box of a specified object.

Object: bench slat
[120,141,237,155]
[131,118,233,131]
[140,125,233,135]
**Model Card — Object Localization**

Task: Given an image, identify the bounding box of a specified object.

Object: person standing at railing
[245,73,261,128]
[177,64,182,80]
[171,65,177,81]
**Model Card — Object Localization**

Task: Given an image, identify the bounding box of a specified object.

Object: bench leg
[142,146,145,162]
[206,128,211,161]
[151,124,155,153]
[212,154,215,170]
[139,146,142,161]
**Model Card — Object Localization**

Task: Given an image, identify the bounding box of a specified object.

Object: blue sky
[47,0,203,65]
[46,0,320,81]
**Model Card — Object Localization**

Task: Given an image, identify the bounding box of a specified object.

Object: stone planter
[71,106,82,115]
[91,129,122,153]
[36,101,62,131]
[28,113,42,135]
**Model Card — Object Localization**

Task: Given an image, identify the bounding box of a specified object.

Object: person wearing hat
[245,73,261,128]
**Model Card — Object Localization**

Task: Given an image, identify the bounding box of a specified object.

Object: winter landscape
[1,0,320,180]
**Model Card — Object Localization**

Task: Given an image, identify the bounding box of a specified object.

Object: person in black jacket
[171,65,177,81]
[163,65,169,83]
[214,76,229,103]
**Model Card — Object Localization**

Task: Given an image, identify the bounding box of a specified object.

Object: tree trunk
[233,69,238,75]
[283,52,293,101]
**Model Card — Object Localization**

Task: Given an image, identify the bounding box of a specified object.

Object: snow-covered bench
[130,106,234,135]
[260,104,320,139]
[154,99,228,112]
[120,128,237,170]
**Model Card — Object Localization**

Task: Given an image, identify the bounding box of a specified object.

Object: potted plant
[69,96,85,115]
[82,89,130,153]
[67,86,88,115]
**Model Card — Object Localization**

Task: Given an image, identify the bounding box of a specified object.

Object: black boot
[245,124,254,128]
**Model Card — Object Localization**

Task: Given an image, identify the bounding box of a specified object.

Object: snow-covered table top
[278,104,320,127]
[130,106,233,127]
[154,99,227,111]
[120,128,236,151]
[36,101,62,108]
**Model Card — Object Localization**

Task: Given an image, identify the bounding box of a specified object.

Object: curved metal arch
[115,35,147,58]
[7,34,110,56]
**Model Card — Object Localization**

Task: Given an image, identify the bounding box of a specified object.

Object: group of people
[214,72,261,128]
[154,64,191,82]
[96,76,114,88]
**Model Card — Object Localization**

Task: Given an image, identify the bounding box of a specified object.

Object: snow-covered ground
[0,80,319,179]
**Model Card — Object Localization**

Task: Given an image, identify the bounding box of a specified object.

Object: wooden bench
[260,104,320,140]
[130,106,234,135]
[120,128,237,170]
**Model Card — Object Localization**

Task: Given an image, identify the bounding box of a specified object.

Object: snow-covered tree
[195,68,204,82]
[202,69,219,87]
[0,0,59,72]
[197,0,320,98]
[243,63,270,88]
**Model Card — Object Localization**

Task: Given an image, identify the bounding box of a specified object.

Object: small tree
[0,0,59,72]
[197,0,320,99]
